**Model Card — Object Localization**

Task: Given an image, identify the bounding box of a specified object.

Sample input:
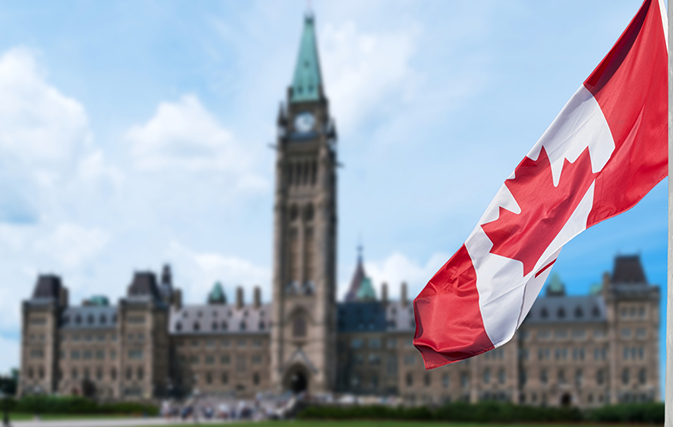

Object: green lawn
[9,412,136,421]
[130,422,662,427]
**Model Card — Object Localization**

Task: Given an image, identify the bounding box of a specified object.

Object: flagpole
[667,1,673,425]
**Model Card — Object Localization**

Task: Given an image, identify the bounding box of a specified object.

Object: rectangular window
[636,328,647,338]
[220,355,231,365]
[137,333,145,341]
[191,339,199,347]
[71,350,80,360]
[572,329,586,339]
[96,350,105,360]
[222,339,231,348]
[236,355,246,371]
[127,316,146,324]
[128,349,144,360]
[30,350,44,359]
[537,330,550,339]
[237,339,247,348]
[83,350,93,360]
[554,329,568,339]
[253,339,263,348]
[206,340,216,348]
[354,354,364,365]
[368,338,381,349]
[190,355,199,365]
[368,354,381,365]
[593,329,606,339]
[252,355,263,365]
[386,339,397,349]
[205,355,215,365]
[29,317,46,325]
[351,339,363,349]
[621,328,631,338]
[72,334,81,342]
[404,338,414,348]
[110,350,117,360]
[404,354,416,366]
[386,355,397,375]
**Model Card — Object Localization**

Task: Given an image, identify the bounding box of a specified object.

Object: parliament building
[18,13,660,408]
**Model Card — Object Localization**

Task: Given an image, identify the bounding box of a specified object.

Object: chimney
[254,286,261,308]
[59,287,69,308]
[401,281,408,307]
[172,289,182,311]
[381,282,388,305]
[236,286,244,309]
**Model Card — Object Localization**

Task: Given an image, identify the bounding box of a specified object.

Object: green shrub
[10,396,158,416]
[586,403,664,424]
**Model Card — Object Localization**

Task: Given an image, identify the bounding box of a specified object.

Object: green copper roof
[291,14,322,103]
[208,281,226,304]
[356,276,377,301]
[546,272,566,296]
[589,283,602,295]
[87,295,109,307]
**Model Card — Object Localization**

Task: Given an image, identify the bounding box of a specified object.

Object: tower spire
[291,12,322,103]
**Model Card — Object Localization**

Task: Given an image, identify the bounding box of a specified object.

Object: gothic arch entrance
[283,365,310,394]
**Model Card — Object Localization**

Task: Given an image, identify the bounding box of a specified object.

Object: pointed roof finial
[291,9,322,103]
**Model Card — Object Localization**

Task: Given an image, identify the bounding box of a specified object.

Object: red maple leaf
[481,146,597,276]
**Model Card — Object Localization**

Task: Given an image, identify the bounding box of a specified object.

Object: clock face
[294,112,315,133]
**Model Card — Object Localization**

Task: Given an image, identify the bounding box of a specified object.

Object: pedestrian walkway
[9,417,234,427]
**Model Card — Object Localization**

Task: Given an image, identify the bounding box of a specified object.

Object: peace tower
[269,12,338,394]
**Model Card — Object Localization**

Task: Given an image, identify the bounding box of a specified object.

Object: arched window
[240,321,247,331]
[638,368,647,385]
[176,322,182,331]
[557,308,566,319]
[592,306,601,318]
[622,368,630,385]
[293,316,307,338]
[193,322,200,331]
[137,367,144,380]
[574,307,583,318]
[221,372,228,384]
[87,314,94,324]
[211,322,218,331]
[75,315,82,325]
[111,368,117,381]
[221,321,228,331]
[253,372,260,386]
[597,369,605,385]
[258,321,265,330]
[99,314,107,324]
[483,368,491,384]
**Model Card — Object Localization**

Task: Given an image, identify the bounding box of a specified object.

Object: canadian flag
[413,0,668,369]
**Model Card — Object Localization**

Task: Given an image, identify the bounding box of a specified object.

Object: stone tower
[270,12,338,394]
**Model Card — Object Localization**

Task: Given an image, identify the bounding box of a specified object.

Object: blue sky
[0,0,666,391]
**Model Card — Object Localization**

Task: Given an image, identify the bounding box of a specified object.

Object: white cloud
[0,47,90,173]
[35,223,110,268]
[167,241,271,305]
[346,251,451,301]
[321,21,419,135]
[128,95,257,175]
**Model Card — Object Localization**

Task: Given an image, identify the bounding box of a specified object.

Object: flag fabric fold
[413,0,668,370]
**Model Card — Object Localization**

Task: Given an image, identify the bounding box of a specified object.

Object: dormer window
[592,306,601,318]
[193,322,200,331]
[75,315,82,325]
[574,307,583,318]
[99,315,107,324]
[240,321,247,331]
[87,314,94,324]
[211,322,218,331]
[540,308,548,319]
[557,308,566,319]
[221,321,228,331]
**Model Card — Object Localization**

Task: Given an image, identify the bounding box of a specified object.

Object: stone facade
[18,13,660,408]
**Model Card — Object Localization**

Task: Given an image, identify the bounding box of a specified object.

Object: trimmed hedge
[585,403,664,424]
[299,401,661,424]
[2,396,158,416]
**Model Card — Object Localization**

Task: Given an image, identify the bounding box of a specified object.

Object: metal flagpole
[667,1,673,426]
